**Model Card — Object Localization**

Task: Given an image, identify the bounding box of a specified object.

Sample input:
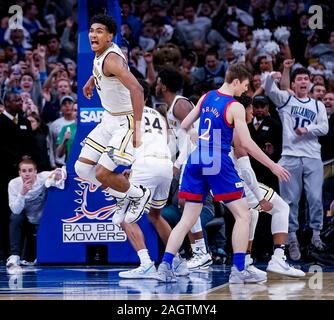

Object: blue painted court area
[0,265,230,299]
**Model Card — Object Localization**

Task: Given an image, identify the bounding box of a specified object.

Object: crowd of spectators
[0,0,77,263]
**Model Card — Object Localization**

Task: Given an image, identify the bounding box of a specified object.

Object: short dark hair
[310,83,326,93]
[47,34,60,43]
[225,64,252,84]
[3,91,17,106]
[90,14,117,34]
[19,156,37,170]
[158,68,183,93]
[291,67,310,82]
[234,94,252,109]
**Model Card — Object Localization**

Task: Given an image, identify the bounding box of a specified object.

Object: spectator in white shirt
[6,158,65,271]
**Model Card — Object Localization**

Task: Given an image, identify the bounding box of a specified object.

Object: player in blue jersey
[154,64,291,284]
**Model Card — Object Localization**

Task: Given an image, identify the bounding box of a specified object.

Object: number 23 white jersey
[92,43,132,114]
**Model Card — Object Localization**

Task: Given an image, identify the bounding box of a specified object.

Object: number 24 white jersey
[138,106,171,161]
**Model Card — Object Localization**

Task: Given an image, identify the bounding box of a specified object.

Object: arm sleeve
[174,128,195,169]
[306,101,329,136]
[8,180,25,214]
[237,156,263,202]
[264,74,291,108]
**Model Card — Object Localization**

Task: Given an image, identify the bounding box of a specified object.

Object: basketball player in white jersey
[155,68,213,271]
[233,94,305,277]
[74,14,150,223]
[112,81,188,278]
[263,67,328,260]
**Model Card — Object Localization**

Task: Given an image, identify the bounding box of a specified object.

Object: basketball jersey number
[144,116,163,134]
[93,76,101,91]
[198,118,211,141]
[293,117,311,130]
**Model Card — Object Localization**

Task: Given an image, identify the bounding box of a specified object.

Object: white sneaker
[245,255,267,279]
[6,255,22,274]
[155,262,177,282]
[112,197,130,225]
[125,186,151,224]
[6,255,20,268]
[118,262,157,279]
[187,252,213,271]
[229,266,267,284]
[266,255,305,277]
[173,255,190,276]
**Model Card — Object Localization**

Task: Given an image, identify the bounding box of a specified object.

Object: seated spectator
[175,3,211,50]
[22,2,43,36]
[6,158,66,271]
[42,77,75,123]
[310,83,326,101]
[56,102,78,161]
[48,95,75,168]
[191,49,227,90]
[46,34,70,64]
[27,112,51,172]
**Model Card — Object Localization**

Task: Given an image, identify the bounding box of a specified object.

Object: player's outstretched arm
[234,147,273,211]
[104,53,145,147]
[231,102,290,182]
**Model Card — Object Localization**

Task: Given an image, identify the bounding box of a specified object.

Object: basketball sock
[273,244,285,258]
[233,252,246,272]
[162,252,175,268]
[126,184,144,198]
[137,249,152,265]
[104,187,126,199]
[192,238,207,254]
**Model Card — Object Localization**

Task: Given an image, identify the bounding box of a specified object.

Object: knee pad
[191,216,203,234]
[74,161,101,187]
[249,209,259,241]
[270,193,289,234]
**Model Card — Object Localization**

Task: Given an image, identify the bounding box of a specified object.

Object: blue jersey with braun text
[198,90,237,154]
[179,90,244,203]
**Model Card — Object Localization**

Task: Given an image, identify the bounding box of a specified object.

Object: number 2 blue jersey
[198,90,237,154]
[179,91,244,203]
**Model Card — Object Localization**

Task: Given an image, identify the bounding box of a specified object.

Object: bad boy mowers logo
[62,178,116,223]
[61,178,126,243]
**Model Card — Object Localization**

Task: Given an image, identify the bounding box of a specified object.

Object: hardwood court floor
[0,263,333,300]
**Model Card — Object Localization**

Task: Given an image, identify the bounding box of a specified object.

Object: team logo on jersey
[235,182,243,188]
